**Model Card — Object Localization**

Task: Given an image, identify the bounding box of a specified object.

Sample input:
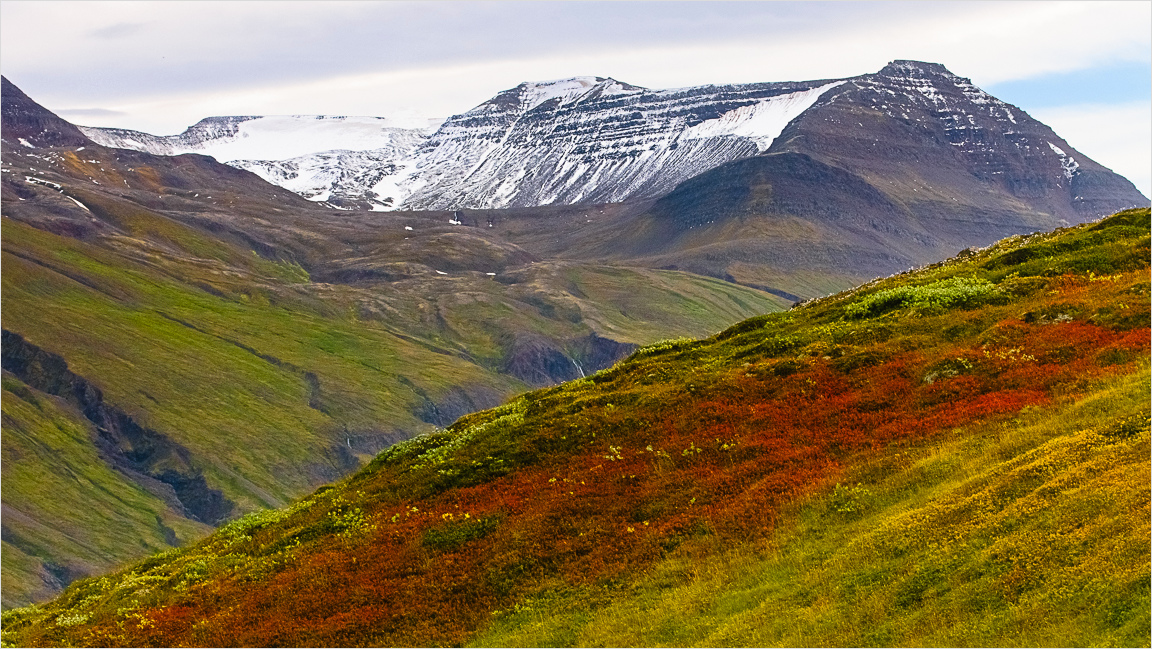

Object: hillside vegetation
[2,208,1148,647]
[1,145,785,605]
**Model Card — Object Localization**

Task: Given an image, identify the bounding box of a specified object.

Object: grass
[1,218,502,502]
[2,208,1147,646]
[0,376,211,608]
[1,199,788,606]
[472,365,1150,647]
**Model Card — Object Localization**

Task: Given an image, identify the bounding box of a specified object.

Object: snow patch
[681,82,845,151]
[24,175,61,190]
[1047,142,1080,179]
[82,115,435,163]
[520,77,637,112]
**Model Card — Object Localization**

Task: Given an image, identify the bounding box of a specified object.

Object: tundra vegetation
[2,208,1149,647]
[0,190,787,604]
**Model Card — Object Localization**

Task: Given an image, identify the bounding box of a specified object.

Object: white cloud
[1031,102,1152,200]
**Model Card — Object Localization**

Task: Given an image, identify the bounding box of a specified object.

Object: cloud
[4,1,1147,102]
[88,21,147,39]
[56,107,129,119]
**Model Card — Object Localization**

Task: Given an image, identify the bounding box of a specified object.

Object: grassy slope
[505,264,793,345]
[1,193,785,606]
[2,208,1147,647]
[474,365,1150,647]
[1,216,508,503]
[1,376,211,608]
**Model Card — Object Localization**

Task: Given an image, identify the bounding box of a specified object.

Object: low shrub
[846,277,1003,318]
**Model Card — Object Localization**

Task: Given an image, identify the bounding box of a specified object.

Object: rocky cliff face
[396,77,842,210]
[768,60,1146,224]
[78,77,845,211]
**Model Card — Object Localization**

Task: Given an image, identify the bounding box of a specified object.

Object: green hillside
[3,208,1147,647]
[1,166,786,607]
[1,374,212,607]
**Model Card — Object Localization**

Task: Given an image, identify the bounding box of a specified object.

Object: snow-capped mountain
[77,63,1147,217]
[79,115,438,168]
[79,77,844,210]
[394,77,843,210]
[226,131,427,206]
[772,60,1144,221]
[80,115,442,210]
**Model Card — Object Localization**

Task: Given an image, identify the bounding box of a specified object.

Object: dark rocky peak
[877,60,958,80]
[180,115,261,140]
[1,76,92,148]
[765,60,1147,224]
[858,60,994,111]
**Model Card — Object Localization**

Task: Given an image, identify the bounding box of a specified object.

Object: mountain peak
[877,59,957,79]
[1,76,92,148]
[517,76,643,111]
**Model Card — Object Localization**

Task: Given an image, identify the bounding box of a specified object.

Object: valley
[3,207,1148,646]
[1,54,1149,642]
[0,78,790,607]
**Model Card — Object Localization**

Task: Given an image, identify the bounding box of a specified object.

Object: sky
[1,0,1149,196]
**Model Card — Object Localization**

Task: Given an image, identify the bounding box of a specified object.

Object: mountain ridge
[74,61,1148,216]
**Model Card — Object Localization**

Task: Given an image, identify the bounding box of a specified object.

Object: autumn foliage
[4,208,1150,647]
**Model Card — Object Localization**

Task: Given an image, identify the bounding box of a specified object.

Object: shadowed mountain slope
[1,77,90,149]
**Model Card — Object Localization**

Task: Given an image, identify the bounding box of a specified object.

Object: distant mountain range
[80,77,840,210]
[79,62,1147,219]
